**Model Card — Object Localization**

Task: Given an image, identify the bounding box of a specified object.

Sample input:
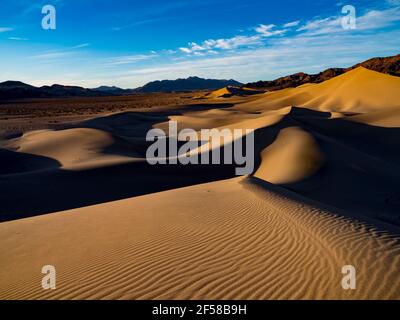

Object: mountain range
[133,76,242,93]
[246,54,400,91]
[0,81,109,100]
[0,77,242,100]
[1,54,399,100]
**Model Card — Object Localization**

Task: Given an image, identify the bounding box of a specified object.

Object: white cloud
[119,46,376,84]
[283,20,301,28]
[210,35,262,49]
[179,24,288,55]
[177,4,399,58]
[179,35,262,54]
[112,21,400,87]
[296,6,400,35]
[296,17,341,34]
[255,24,287,37]
[179,47,192,53]
[357,7,400,30]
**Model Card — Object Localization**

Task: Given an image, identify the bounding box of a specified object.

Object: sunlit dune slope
[235,67,400,113]
[348,108,400,128]
[205,86,265,99]
[254,126,324,184]
[1,128,136,170]
[1,177,400,300]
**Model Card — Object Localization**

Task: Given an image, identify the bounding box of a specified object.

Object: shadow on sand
[1,106,400,227]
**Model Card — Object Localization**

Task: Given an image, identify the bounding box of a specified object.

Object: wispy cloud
[31,51,75,59]
[8,37,28,41]
[283,20,301,28]
[115,4,400,86]
[255,24,287,37]
[296,16,341,34]
[30,43,91,60]
[179,23,289,55]
[118,27,400,85]
[357,7,400,30]
[179,35,262,54]
[112,17,173,31]
[105,53,158,66]
[296,6,400,35]
[73,43,90,49]
[6,1,400,88]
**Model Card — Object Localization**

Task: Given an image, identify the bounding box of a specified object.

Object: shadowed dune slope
[249,107,400,224]
[1,106,400,224]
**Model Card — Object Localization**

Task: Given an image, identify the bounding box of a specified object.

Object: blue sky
[0,0,399,88]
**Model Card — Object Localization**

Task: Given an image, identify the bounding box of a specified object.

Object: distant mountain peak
[134,77,243,93]
[0,80,35,89]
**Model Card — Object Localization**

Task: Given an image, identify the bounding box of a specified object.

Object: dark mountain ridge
[246,54,400,91]
[0,77,242,100]
[133,76,242,93]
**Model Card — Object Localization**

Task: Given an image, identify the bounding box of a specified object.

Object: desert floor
[1,67,400,299]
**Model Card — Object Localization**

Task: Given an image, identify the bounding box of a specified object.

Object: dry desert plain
[1,67,400,299]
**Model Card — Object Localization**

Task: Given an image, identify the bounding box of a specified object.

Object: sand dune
[235,67,400,113]
[255,127,324,184]
[1,65,400,300]
[205,86,265,99]
[2,128,136,170]
[1,177,400,300]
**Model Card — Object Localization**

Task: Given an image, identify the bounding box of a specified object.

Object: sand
[234,67,400,113]
[254,127,324,184]
[349,108,400,128]
[1,67,400,300]
[205,86,265,99]
[1,177,400,300]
